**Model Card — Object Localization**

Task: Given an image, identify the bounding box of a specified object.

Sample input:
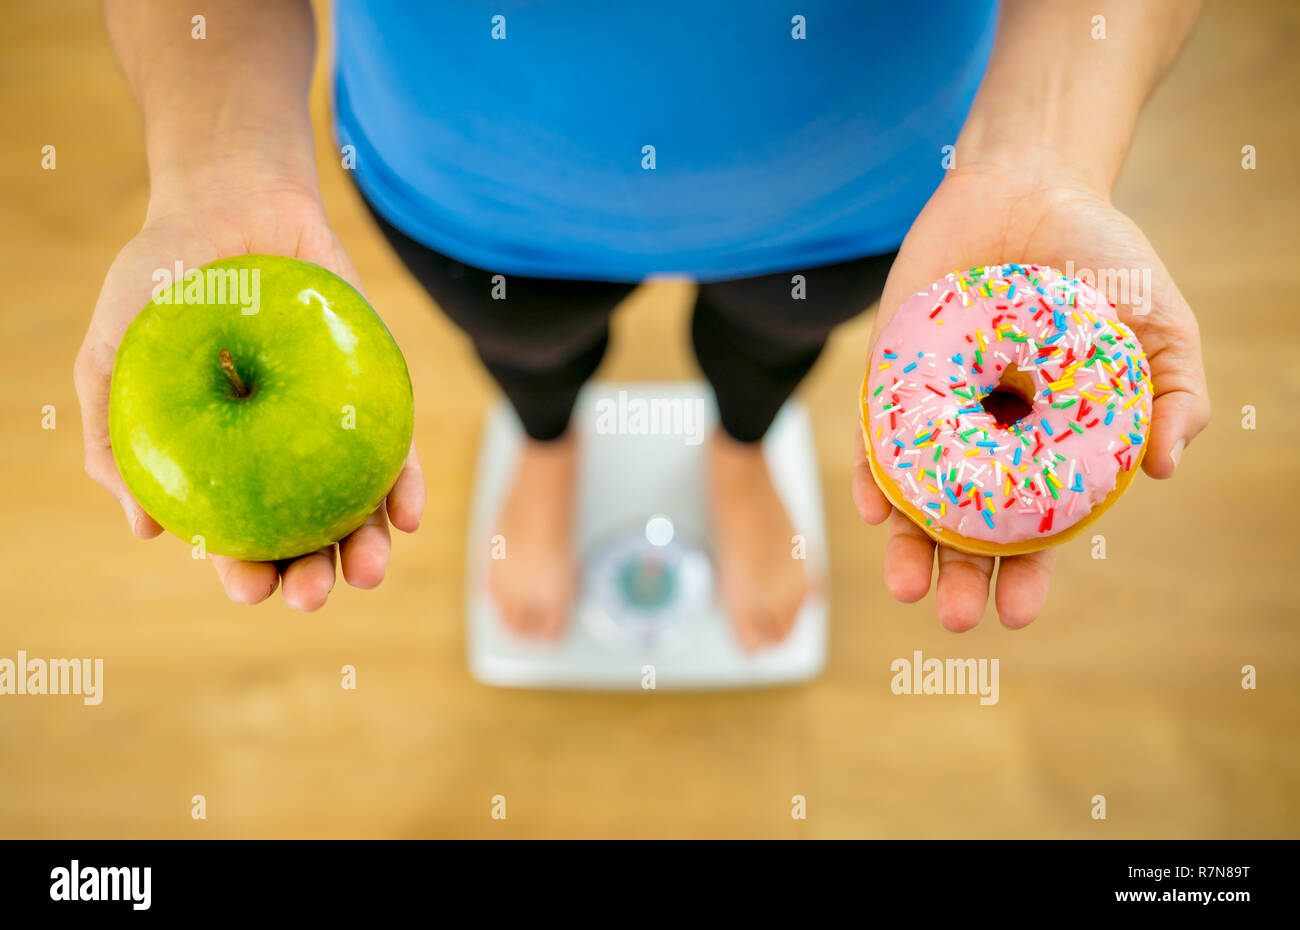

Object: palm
[854,167,1209,630]
[75,188,424,610]
[89,190,353,342]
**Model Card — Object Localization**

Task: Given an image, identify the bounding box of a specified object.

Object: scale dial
[580,515,713,653]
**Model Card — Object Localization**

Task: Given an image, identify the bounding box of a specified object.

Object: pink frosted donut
[860,263,1153,556]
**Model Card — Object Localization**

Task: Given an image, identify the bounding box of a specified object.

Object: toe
[729,606,764,653]
[538,607,565,640]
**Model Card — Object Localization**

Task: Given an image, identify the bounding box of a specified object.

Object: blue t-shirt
[334,1,998,281]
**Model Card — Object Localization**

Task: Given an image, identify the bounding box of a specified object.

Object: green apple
[109,254,414,561]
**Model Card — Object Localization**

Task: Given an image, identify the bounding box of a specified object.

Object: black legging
[363,198,896,443]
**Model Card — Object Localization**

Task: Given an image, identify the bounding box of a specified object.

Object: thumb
[1144,388,1210,479]
[1131,285,1211,480]
[74,336,164,539]
[852,423,891,524]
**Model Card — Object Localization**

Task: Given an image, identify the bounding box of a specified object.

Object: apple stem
[219,349,250,397]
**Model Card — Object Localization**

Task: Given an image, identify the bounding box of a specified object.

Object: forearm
[958,0,1203,193]
[104,0,320,205]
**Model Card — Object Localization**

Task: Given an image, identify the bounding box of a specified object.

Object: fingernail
[1170,438,1186,468]
[119,498,135,533]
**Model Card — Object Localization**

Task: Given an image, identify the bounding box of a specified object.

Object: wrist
[954,107,1123,199]
[143,99,321,207]
[950,0,1202,198]
[146,148,322,223]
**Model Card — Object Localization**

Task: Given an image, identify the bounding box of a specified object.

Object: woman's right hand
[74,182,426,610]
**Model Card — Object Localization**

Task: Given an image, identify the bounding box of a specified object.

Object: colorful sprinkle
[863,263,1151,546]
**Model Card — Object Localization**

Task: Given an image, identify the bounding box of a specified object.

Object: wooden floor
[1,1,1297,838]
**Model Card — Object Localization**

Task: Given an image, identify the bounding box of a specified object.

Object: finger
[280,546,338,612]
[327,244,366,297]
[74,343,164,538]
[211,555,280,605]
[387,442,425,533]
[883,510,935,603]
[935,546,994,632]
[852,426,891,524]
[86,445,164,539]
[993,548,1057,629]
[1144,388,1211,480]
[1133,290,1210,479]
[299,230,367,297]
[339,505,391,589]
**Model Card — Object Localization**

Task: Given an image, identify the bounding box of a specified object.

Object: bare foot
[489,431,578,639]
[707,430,810,651]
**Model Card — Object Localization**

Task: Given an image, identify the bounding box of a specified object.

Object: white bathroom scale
[466,382,828,690]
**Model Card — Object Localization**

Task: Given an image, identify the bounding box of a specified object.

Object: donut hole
[980,363,1035,427]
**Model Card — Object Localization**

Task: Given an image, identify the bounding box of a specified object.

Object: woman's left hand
[851,160,1211,631]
